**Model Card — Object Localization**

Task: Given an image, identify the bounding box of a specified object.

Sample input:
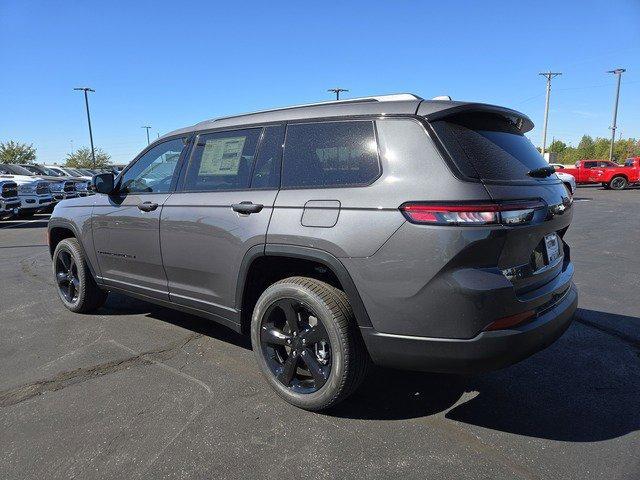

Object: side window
[251,125,285,189]
[282,121,380,188]
[120,138,186,194]
[584,161,597,168]
[183,128,261,191]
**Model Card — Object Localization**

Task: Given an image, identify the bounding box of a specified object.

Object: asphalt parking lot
[1,187,639,480]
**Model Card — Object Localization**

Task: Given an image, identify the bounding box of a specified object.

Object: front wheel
[53,238,108,313]
[251,276,369,411]
[609,176,628,190]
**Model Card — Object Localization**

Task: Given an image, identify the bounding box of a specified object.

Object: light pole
[74,87,96,168]
[538,72,561,158]
[606,68,625,162]
[328,88,348,100]
[142,126,151,145]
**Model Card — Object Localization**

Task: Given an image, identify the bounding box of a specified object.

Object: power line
[538,72,562,157]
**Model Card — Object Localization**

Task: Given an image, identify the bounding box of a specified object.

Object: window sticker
[199,136,246,176]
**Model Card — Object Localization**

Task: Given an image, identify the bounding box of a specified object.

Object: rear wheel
[53,238,108,313]
[609,176,628,190]
[251,276,368,411]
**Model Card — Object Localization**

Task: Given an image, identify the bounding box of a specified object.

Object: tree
[65,147,111,168]
[548,139,567,154]
[0,141,36,164]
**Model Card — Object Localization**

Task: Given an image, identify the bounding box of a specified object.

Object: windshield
[431,112,554,183]
[0,164,34,175]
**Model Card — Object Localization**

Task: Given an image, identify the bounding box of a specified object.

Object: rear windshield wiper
[528,166,556,178]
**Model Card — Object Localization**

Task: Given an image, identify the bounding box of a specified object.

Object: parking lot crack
[0,333,202,408]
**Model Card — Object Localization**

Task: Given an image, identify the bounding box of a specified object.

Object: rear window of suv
[431,112,554,182]
[282,121,380,188]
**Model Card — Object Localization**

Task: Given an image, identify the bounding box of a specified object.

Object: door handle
[232,201,263,214]
[138,201,159,212]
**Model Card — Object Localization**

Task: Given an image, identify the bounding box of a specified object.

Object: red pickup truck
[590,157,640,190]
[553,160,619,184]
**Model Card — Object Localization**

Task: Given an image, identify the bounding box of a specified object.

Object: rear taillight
[483,310,536,331]
[400,201,545,226]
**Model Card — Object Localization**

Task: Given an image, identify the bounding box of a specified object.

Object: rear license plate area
[544,233,561,264]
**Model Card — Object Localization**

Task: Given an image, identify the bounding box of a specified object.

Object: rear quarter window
[282,121,380,188]
[431,112,555,183]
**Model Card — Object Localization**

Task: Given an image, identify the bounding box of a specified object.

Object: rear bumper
[360,283,577,374]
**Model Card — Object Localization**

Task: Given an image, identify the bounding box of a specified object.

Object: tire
[52,238,108,313]
[609,176,628,190]
[602,183,610,189]
[251,276,369,411]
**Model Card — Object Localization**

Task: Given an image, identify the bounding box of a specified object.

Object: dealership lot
[0,187,639,480]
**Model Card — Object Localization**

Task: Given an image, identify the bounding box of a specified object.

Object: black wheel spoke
[278,353,298,386]
[67,281,74,300]
[300,324,327,345]
[69,257,76,274]
[56,271,68,286]
[261,325,290,346]
[71,277,80,292]
[281,301,300,334]
[301,349,328,388]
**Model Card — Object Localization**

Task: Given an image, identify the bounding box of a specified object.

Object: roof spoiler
[417,102,534,133]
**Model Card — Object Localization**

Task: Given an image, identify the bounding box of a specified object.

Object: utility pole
[142,126,152,145]
[74,87,96,168]
[328,88,348,100]
[538,72,562,159]
[606,68,625,162]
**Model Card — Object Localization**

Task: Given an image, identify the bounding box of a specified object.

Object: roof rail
[197,93,424,125]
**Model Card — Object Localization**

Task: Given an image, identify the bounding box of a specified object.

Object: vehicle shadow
[330,308,640,442]
[98,292,251,350]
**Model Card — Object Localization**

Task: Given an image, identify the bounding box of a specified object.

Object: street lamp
[606,68,625,162]
[73,87,96,168]
[328,88,349,100]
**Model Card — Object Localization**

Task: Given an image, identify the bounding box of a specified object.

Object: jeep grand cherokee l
[48,93,577,410]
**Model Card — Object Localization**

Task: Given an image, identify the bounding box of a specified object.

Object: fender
[235,244,373,328]
[48,219,100,282]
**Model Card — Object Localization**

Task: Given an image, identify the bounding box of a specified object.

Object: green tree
[0,141,37,164]
[576,135,595,160]
[65,147,111,168]
[548,139,567,154]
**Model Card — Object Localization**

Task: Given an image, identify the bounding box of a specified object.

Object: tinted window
[625,159,634,167]
[184,128,261,191]
[282,121,380,188]
[120,138,185,194]
[584,162,597,168]
[431,113,554,182]
[251,125,285,189]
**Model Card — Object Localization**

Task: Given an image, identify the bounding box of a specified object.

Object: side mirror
[92,173,115,194]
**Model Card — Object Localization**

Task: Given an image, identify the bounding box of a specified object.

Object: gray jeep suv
[48,93,577,410]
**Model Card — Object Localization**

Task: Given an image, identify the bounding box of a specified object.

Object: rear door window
[431,112,556,183]
[183,128,262,191]
[282,121,380,188]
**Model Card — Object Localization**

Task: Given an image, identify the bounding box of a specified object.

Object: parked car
[560,159,619,184]
[555,171,576,195]
[0,164,53,217]
[34,164,89,197]
[12,163,80,211]
[0,179,20,219]
[590,156,640,190]
[48,93,577,410]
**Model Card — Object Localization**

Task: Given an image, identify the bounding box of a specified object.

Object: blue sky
[1,0,639,165]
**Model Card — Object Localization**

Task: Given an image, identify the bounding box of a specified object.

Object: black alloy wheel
[259,298,332,394]
[55,249,80,303]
